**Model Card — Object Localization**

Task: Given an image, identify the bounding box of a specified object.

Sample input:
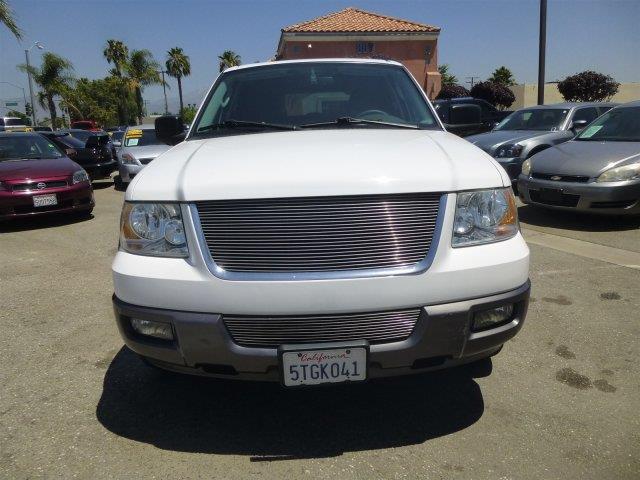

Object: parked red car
[0,133,94,220]
[70,120,101,132]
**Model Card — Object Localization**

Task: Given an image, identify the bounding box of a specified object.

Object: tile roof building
[277,8,442,98]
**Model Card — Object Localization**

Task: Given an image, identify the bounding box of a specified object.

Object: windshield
[124,128,160,147]
[0,135,64,161]
[191,62,438,137]
[495,108,569,131]
[576,107,640,142]
[50,133,85,149]
[111,131,124,141]
[4,118,26,126]
[68,130,92,142]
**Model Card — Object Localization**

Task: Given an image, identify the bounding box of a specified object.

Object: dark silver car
[467,102,617,183]
[518,101,640,216]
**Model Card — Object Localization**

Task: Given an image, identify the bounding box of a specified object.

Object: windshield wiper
[196,119,297,133]
[300,117,420,130]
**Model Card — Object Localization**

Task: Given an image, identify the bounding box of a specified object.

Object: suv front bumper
[112,280,530,381]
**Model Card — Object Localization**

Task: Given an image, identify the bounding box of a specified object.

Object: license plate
[32,194,57,207]
[538,188,563,202]
[281,345,367,387]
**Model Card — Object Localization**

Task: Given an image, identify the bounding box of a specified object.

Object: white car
[112,59,530,387]
[117,125,171,183]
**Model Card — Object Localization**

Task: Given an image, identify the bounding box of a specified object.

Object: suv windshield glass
[4,118,26,126]
[192,62,439,137]
[124,128,161,147]
[50,133,85,149]
[0,135,64,161]
[575,106,640,142]
[495,108,569,131]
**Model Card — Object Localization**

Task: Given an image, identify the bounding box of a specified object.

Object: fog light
[472,304,514,331]
[130,318,174,340]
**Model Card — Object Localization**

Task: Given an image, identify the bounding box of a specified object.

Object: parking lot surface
[1,181,638,479]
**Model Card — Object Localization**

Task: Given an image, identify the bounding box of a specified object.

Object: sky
[1,0,638,117]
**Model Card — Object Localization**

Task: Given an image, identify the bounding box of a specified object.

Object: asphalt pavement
[1,181,638,479]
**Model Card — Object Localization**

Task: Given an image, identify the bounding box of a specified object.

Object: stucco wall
[510,83,640,109]
[279,39,441,98]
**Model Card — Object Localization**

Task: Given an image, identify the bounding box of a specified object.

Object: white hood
[127,129,509,201]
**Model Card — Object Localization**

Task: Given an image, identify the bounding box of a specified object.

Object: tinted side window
[450,104,481,124]
[476,100,497,117]
[572,107,599,124]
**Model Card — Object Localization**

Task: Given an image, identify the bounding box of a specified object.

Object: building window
[356,42,374,54]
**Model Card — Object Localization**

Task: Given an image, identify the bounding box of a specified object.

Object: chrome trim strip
[188,194,447,281]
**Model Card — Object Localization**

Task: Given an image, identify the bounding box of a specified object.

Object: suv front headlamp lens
[120,203,189,257]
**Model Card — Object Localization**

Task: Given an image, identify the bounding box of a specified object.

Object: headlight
[521,159,532,176]
[495,144,524,158]
[72,170,89,184]
[452,188,519,247]
[121,153,138,165]
[596,163,640,183]
[120,203,188,257]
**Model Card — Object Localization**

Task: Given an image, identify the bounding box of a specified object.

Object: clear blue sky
[1,0,638,116]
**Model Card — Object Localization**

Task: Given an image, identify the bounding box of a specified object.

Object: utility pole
[466,76,480,89]
[0,82,27,115]
[25,41,45,125]
[537,0,547,105]
[159,70,169,114]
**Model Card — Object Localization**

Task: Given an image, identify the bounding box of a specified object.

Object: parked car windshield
[3,118,27,126]
[111,131,124,142]
[495,108,569,131]
[124,128,161,147]
[191,62,439,137]
[49,133,86,149]
[575,106,640,142]
[0,134,64,161]
[67,130,92,143]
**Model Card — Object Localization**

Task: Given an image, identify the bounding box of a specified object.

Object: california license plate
[280,344,367,387]
[33,194,57,207]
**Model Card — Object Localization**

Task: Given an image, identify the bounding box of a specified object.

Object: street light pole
[537,0,547,105]
[25,41,45,125]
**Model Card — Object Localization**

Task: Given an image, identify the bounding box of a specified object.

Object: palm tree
[165,47,191,115]
[218,50,241,72]
[0,0,22,39]
[103,39,130,124]
[125,49,162,124]
[438,64,457,87]
[19,52,74,127]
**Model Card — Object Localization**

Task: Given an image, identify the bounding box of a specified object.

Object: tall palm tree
[218,50,241,72]
[103,39,130,124]
[165,47,191,115]
[0,0,22,39]
[19,52,74,127]
[125,49,161,124]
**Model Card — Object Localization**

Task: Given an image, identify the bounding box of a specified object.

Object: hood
[529,140,640,177]
[124,144,171,160]
[467,130,551,153]
[127,129,508,201]
[0,157,80,181]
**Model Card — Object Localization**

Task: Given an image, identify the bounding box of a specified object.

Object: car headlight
[72,170,89,184]
[452,188,519,247]
[495,144,524,159]
[120,203,188,257]
[596,163,640,183]
[521,159,532,176]
[121,153,138,165]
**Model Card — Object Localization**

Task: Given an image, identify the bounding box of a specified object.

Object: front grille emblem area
[36,182,46,189]
[550,175,562,181]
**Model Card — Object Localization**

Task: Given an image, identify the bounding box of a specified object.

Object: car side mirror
[85,136,100,148]
[155,115,186,146]
[112,140,122,148]
[570,119,588,133]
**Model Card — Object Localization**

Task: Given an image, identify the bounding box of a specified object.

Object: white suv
[112,59,530,387]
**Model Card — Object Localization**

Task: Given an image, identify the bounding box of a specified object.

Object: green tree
[166,47,191,116]
[180,104,197,125]
[103,39,131,124]
[60,77,135,127]
[488,66,516,86]
[557,71,619,102]
[0,0,21,39]
[438,64,457,86]
[470,81,515,110]
[125,49,162,124]
[19,52,74,127]
[218,50,241,72]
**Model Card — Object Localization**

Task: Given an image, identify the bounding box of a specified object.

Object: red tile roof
[282,7,440,34]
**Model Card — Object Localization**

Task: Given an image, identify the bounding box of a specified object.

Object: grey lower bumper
[112,280,530,381]
[518,176,640,215]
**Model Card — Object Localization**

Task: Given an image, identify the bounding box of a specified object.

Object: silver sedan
[117,125,171,184]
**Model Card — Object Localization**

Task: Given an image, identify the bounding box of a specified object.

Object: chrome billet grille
[224,308,421,347]
[195,193,442,273]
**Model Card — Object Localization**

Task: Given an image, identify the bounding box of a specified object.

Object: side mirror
[155,115,186,146]
[112,140,122,148]
[570,119,588,133]
[449,104,481,125]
